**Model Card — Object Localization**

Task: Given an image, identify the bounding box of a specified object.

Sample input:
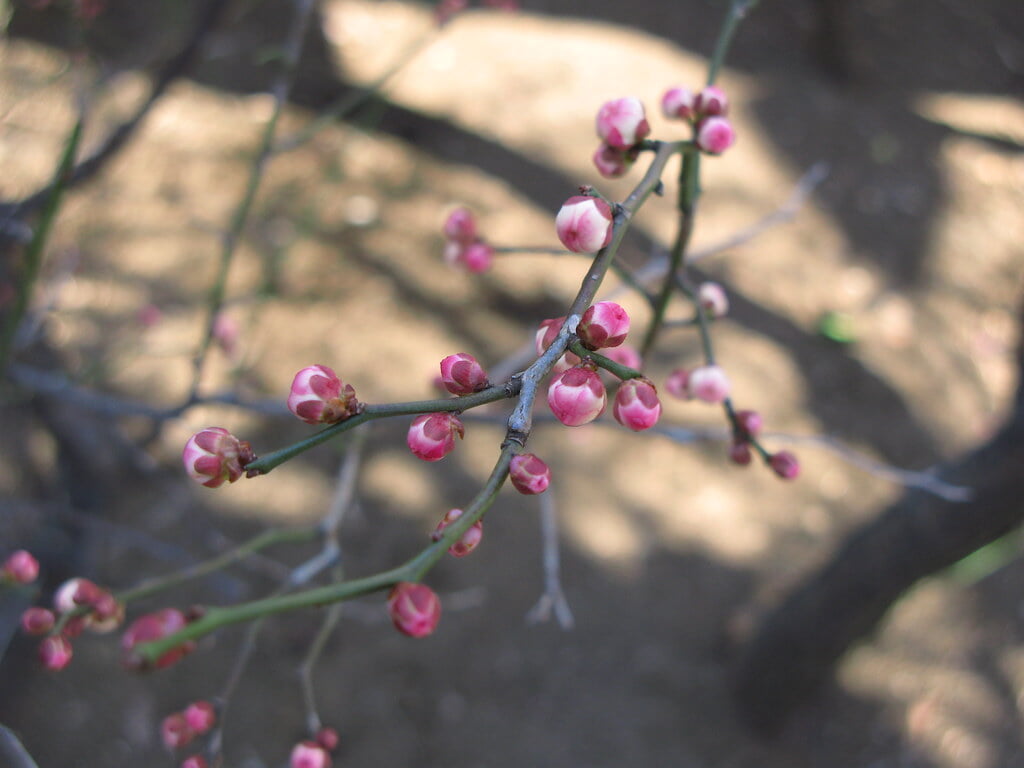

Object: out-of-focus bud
[595,97,651,149]
[183,701,216,734]
[287,365,361,425]
[54,577,100,613]
[769,450,800,480]
[600,345,642,372]
[180,756,208,768]
[2,549,39,584]
[695,116,736,155]
[315,727,340,752]
[182,428,255,488]
[661,85,696,121]
[20,607,56,635]
[443,239,465,267]
[462,241,494,273]
[406,412,465,462]
[431,508,484,558]
[547,366,607,426]
[577,301,630,350]
[729,441,753,466]
[687,365,731,403]
[613,378,662,431]
[291,741,332,768]
[735,409,763,440]
[211,312,239,358]
[39,634,73,671]
[509,453,551,495]
[555,196,614,253]
[592,142,636,179]
[695,85,729,117]
[387,582,441,638]
[443,206,477,244]
[121,608,195,670]
[87,591,125,634]
[440,353,490,395]
[698,281,729,318]
[665,368,691,400]
[161,713,194,750]
[434,0,468,26]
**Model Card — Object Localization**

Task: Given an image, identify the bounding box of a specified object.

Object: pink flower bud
[443,239,465,267]
[595,97,651,149]
[665,368,691,399]
[769,450,800,480]
[87,591,125,634]
[181,757,208,768]
[39,634,73,671]
[315,727,340,752]
[547,366,606,426]
[2,549,39,584]
[695,85,729,117]
[291,741,332,768]
[406,412,465,462]
[212,312,239,358]
[735,409,762,439]
[578,301,630,350]
[729,441,753,466]
[687,365,731,403]
[613,378,662,431]
[462,241,494,273]
[555,196,614,253]
[600,345,642,372]
[592,142,635,179]
[661,85,696,121]
[287,365,361,425]
[535,317,566,355]
[443,207,476,244]
[54,577,101,613]
[696,116,736,155]
[509,453,551,494]
[161,713,194,750]
[440,353,490,395]
[182,427,255,488]
[183,701,216,734]
[21,607,56,635]
[387,582,441,638]
[435,0,467,26]
[121,608,194,670]
[431,508,483,558]
[698,281,729,318]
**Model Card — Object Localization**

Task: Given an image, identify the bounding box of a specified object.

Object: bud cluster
[442,207,495,273]
[593,97,650,178]
[121,607,197,670]
[661,84,737,155]
[161,700,217,752]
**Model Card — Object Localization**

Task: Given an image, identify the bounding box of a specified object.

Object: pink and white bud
[39,634,73,671]
[440,353,490,395]
[161,713,195,750]
[698,282,729,318]
[406,412,465,462]
[182,427,255,488]
[735,409,763,439]
[687,365,731,403]
[665,368,691,399]
[443,207,477,244]
[509,453,551,495]
[431,508,483,558]
[181,757,208,768]
[183,701,216,734]
[387,582,441,638]
[695,85,729,117]
[462,241,494,273]
[555,196,614,253]
[592,143,635,179]
[695,116,736,155]
[121,608,194,670]
[535,317,566,355]
[769,450,800,480]
[2,549,39,584]
[613,378,662,431]
[315,727,340,752]
[729,441,753,466]
[287,365,361,425]
[595,97,651,149]
[600,345,642,372]
[20,607,56,635]
[661,85,696,121]
[86,590,124,634]
[443,238,465,267]
[547,366,607,427]
[577,301,630,350]
[53,577,100,613]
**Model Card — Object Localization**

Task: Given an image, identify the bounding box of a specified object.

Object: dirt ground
[1,0,1023,766]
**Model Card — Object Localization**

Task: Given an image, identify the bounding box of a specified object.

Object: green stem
[706,0,760,86]
[568,340,644,381]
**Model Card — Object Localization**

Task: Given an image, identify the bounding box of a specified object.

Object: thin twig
[0,725,40,768]
[525,490,574,629]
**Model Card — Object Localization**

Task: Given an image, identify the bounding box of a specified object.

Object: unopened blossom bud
[183,701,216,734]
[387,582,441,638]
[600,345,642,372]
[462,241,494,273]
[182,427,255,488]
[181,757,208,768]
[121,608,194,670]
[315,727,340,752]
[443,207,476,243]
[687,365,731,403]
[509,453,551,495]
[288,365,361,425]
[696,116,736,155]
[2,549,39,584]
[442,239,465,267]
[578,301,630,350]
[698,282,729,318]
[695,85,729,117]
[161,713,194,750]
[87,591,124,634]
[53,577,99,613]
[432,508,483,558]
[39,634,73,671]
[548,366,606,426]
[592,142,635,179]
[735,409,763,439]
[613,378,662,431]
[440,353,490,395]
[406,412,464,462]
[555,196,614,253]
[535,317,566,355]
[291,741,332,768]
[595,97,650,149]
[665,368,691,399]
[211,312,239,358]
[729,441,753,466]
[20,607,56,635]
[769,450,800,480]
[661,85,696,121]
